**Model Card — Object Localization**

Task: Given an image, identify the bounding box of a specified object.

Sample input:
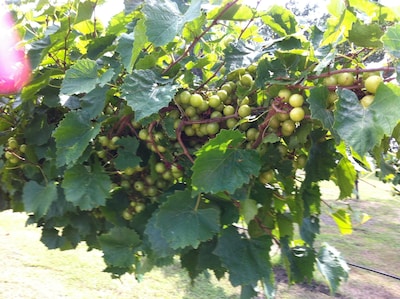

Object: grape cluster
[4,137,26,165]
[322,71,385,108]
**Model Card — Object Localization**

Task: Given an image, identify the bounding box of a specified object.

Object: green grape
[208,94,221,108]
[223,105,235,116]
[226,118,238,129]
[206,122,220,135]
[238,104,251,118]
[190,93,204,107]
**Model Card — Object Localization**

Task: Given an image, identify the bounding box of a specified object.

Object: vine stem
[162,0,240,75]
[307,66,395,80]
[194,194,202,211]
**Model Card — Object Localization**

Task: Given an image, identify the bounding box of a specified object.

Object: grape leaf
[142,0,201,47]
[155,189,220,249]
[98,227,141,268]
[308,86,335,132]
[331,209,352,235]
[304,134,339,184]
[224,41,263,73]
[334,89,384,156]
[53,110,101,167]
[192,130,261,195]
[300,216,320,246]
[114,137,141,170]
[80,86,109,119]
[121,69,177,121]
[370,83,400,135]
[144,212,176,258]
[62,163,111,210]
[261,5,298,36]
[213,227,274,288]
[207,2,254,21]
[60,58,98,95]
[348,22,383,48]
[317,243,349,295]
[240,198,258,225]
[382,24,400,59]
[280,237,315,283]
[332,157,357,199]
[22,181,57,219]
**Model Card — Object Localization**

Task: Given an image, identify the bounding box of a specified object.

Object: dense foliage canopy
[1,0,400,297]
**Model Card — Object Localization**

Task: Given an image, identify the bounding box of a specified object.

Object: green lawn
[0,176,399,299]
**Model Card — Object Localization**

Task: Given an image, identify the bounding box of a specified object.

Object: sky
[96,0,398,25]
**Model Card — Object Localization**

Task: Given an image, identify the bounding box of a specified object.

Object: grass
[0,176,399,298]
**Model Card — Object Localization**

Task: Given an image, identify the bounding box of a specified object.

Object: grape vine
[1,0,400,298]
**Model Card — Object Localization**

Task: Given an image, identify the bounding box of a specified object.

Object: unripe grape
[289,107,305,122]
[162,170,173,181]
[277,112,289,121]
[210,111,223,118]
[138,129,149,141]
[223,105,235,116]
[198,100,209,112]
[206,122,220,135]
[124,167,136,176]
[135,203,146,213]
[278,88,292,102]
[337,72,355,86]
[19,144,27,153]
[360,95,374,108]
[323,76,337,86]
[184,126,195,136]
[185,106,197,118]
[268,115,281,129]
[190,93,204,107]
[246,128,259,141]
[98,135,109,146]
[221,84,232,94]
[364,75,383,94]
[7,137,18,150]
[134,181,145,192]
[226,118,238,129]
[259,170,275,184]
[288,94,304,108]
[122,209,133,220]
[238,104,251,118]
[281,120,295,136]
[217,89,229,101]
[179,91,191,105]
[208,95,221,108]
[240,73,254,88]
[155,162,166,174]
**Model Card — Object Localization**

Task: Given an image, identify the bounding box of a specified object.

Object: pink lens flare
[0,8,31,95]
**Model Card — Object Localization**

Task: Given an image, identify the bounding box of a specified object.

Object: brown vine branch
[162,0,240,75]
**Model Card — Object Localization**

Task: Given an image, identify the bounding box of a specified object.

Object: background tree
[0,0,399,298]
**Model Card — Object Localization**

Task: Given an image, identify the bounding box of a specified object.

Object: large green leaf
[114,137,141,170]
[213,227,275,295]
[53,111,101,167]
[370,83,400,135]
[382,24,400,59]
[22,181,57,219]
[192,130,261,195]
[62,163,111,210]
[334,89,384,156]
[60,59,98,95]
[261,5,297,36]
[317,243,349,295]
[308,86,335,133]
[304,133,339,184]
[331,209,352,235]
[281,237,315,283]
[155,189,220,249]
[142,0,201,46]
[207,2,254,21]
[348,22,383,48]
[121,69,177,121]
[80,86,109,119]
[98,227,141,268]
[332,158,357,199]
